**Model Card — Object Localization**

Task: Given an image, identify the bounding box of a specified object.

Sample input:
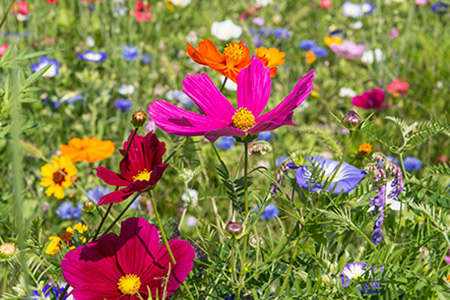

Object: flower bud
[84,200,96,213]
[0,243,16,257]
[342,110,361,129]
[131,111,147,128]
[226,222,243,237]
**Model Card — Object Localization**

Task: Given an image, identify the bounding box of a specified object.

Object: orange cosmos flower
[255,46,286,77]
[187,38,251,83]
[60,137,115,163]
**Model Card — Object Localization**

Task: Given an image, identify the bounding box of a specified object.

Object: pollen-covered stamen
[52,169,66,185]
[224,43,246,61]
[232,108,256,131]
[118,274,141,295]
[133,169,152,182]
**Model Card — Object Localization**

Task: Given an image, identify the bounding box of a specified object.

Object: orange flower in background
[255,46,285,77]
[187,38,251,83]
[60,137,115,163]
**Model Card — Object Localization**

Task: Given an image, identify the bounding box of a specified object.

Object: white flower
[297,100,309,112]
[256,0,273,6]
[361,48,383,64]
[221,76,237,91]
[118,84,135,95]
[16,14,29,22]
[339,87,357,98]
[186,216,197,227]
[170,0,191,7]
[211,20,243,41]
[86,36,95,47]
[182,189,198,203]
[342,2,363,18]
[349,21,363,29]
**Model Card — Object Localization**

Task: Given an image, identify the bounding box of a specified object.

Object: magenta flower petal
[256,69,314,124]
[205,127,245,142]
[148,100,228,136]
[98,187,135,205]
[182,73,236,121]
[352,95,370,108]
[237,57,271,117]
[95,166,130,187]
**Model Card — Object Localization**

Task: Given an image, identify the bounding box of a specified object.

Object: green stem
[324,131,353,192]
[220,77,228,93]
[102,193,141,235]
[231,238,237,285]
[2,265,7,294]
[0,0,15,30]
[58,284,70,300]
[164,137,187,164]
[148,191,195,300]
[278,237,301,298]
[90,203,113,241]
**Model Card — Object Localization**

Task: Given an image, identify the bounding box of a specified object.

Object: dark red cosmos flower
[94,131,168,206]
[134,1,152,22]
[62,217,195,299]
[352,88,393,110]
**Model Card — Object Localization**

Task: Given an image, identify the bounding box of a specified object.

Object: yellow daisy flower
[324,36,342,47]
[358,142,373,157]
[40,155,78,199]
[44,222,88,255]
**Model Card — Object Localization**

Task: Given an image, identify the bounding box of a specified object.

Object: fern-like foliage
[298,126,343,157]
[427,162,450,176]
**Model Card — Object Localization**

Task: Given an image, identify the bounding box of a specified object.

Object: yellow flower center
[224,43,246,61]
[52,170,65,185]
[132,169,152,182]
[232,108,255,131]
[118,274,141,295]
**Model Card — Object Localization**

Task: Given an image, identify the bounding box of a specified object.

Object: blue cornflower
[114,98,132,111]
[87,186,111,202]
[121,45,140,61]
[30,56,60,78]
[274,28,292,39]
[254,203,279,220]
[292,155,366,194]
[341,263,383,294]
[299,40,317,50]
[165,90,194,108]
[257,131,273,141]
[77,50,107,63]
[141,54,153,64]
[312,46,328,58]
[362,1,375,14]
[216,136,236,151]
[342,2,363,18]
[386,156,399,165]
[258,27,274,37]
[27,284,70,300]
[431,2,449,14]
[56,201,82,220]
[403,157,422,172]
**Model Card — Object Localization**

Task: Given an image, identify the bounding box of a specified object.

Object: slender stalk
[220,77,228,93]
[2,265,7,294]
[90,203,113,241]
[148,192,195,300]
[0,0,15,30]
[231,239,238,285]
[277,237,301,298]
[58,284,70,300]
[102,193,141,235]
[164,137,187,164]
[324,131,353,192]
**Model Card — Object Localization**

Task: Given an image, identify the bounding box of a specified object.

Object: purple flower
[341,263,383,294]
[299,40,317,50]
[330,41,365,60]
[30,56,60,78]
[216,136,236,150]
[362,2,375,14]
[312,46,328,58]
[258,27,274,37]
[257,131,272,141]
[403,156,422,172]
[352,89,392,110]
[431,2,448,14]
[114,98,132,111]
[141,54,153,64]
[390,27,399,40]
[77,50,107,63]
[252,17,265,26]
[293,155,366,194]
[56,201,82,219]
[87,186,111,202]
[274,28,292,39]
[27,283,71,300]
[254,203,279,220]
[121,45,140,61]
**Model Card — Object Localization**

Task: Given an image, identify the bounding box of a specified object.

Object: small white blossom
[182,189,198,204]
[211,20,243,41]
[170,0,191,7]
[339,87,357,98]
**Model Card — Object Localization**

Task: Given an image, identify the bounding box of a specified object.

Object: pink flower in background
[0,44,9,58]
[62,217,195,299]
[352,89,392,110]
[12,1,30,20]
[390,27,399,40]
[134,1,151,22]
[415,0,429,5]
[148,58,314,142]
[330,41,365,60]
[320,0,332,9]
[387,78,409,96]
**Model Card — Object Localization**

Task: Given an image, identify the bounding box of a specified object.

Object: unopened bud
[342,111,361,129]
[131,111,147,128]
[226,222,243,237]
[84,200,96,213]
[0,243,16,257]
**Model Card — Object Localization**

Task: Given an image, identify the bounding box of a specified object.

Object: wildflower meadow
[1,0,450,299]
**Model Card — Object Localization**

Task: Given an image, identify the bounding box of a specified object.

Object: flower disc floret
[224,43,246,61]
[132,169,152,182]
[118,274,141,295]
[232,108,255,131]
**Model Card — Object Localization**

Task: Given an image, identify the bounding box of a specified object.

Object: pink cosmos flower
[62,217,195,299]
[330,41,366,60]
[12,1,30,16]
[0,44,9,58]
[147,58,314,142]
[390,27,399,40]
[415,0,429,5]
[94,131,168,206]
[134,1,152,22]
[352,88,393,110]
[320,0,332,9]
[386,78,409,96]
